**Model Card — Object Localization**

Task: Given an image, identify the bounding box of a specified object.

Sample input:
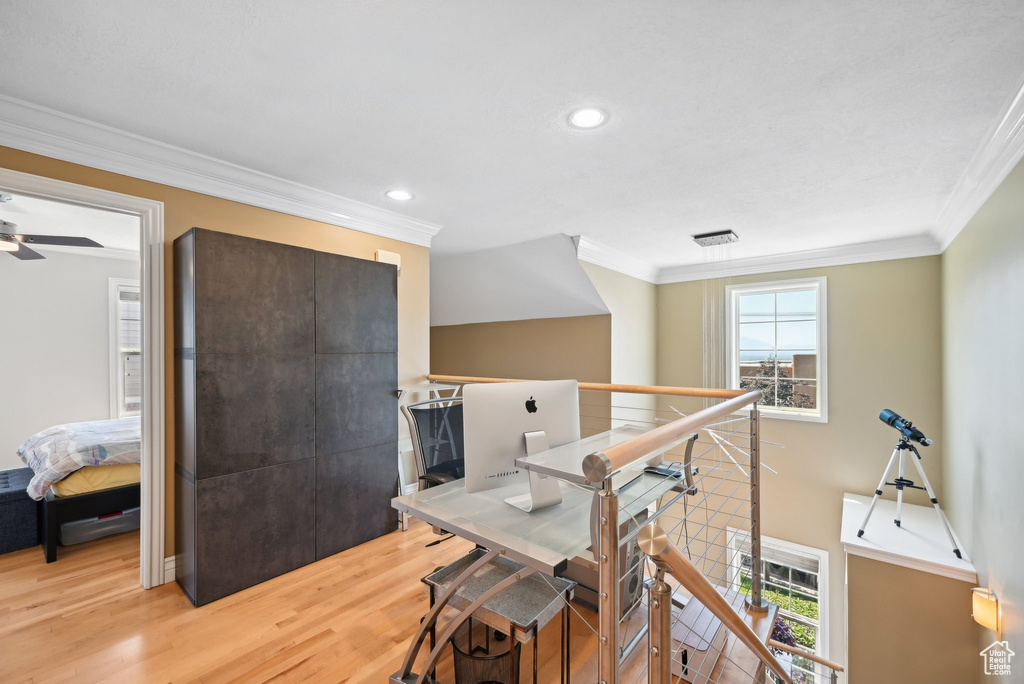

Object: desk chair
[401,397,465,490]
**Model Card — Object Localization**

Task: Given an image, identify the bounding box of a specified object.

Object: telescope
[879,409,932,446]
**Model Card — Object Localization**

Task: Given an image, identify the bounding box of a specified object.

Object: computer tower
[559,509,648,617]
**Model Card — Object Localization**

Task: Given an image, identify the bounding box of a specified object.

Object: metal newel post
[746,403,769,613]
[648,565,672,684]
[597,483,620,684]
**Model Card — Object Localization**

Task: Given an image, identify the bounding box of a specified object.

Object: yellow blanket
[51,464,141,497]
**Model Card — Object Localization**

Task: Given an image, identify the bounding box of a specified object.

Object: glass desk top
[392,428,691,576]
[515,424,651,485]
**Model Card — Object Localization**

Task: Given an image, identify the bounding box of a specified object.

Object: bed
[17,416,142,562]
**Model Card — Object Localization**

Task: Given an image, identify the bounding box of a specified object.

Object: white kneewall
[580,261,658,417]
[0,250,139,470]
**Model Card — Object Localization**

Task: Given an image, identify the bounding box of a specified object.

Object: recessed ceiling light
[569,108,607,129]
[385,189,414,201]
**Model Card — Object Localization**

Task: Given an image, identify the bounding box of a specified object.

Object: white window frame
[725,276,828,422]
[726,528,830,661]
[109,278,142,418]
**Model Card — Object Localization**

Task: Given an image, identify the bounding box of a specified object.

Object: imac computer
[463,379,580,511]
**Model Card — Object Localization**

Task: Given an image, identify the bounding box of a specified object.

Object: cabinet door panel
[316,353,397,455]
[194,229,314,354]
[315,441,398,559]
[194,459,315,606]
[195,353,314,479]
[315,252,397,354]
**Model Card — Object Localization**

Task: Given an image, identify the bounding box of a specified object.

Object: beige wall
[942,156,1024,660]
[847,555,980,684]
[656,256,945,667]
[430,314,612,435]
[430,314,611,383]
[0,146,432,557]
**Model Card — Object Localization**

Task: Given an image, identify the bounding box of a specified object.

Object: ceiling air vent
[692,230,739,247]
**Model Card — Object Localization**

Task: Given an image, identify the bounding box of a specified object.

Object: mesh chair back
[408,401,465,481]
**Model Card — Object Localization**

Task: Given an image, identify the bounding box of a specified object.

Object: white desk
[392,469,677,576]
[390,425,697,684]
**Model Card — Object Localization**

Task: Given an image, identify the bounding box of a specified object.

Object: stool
[0,468,40,554]
[423,548,576,684]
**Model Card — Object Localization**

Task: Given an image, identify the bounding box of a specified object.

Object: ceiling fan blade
[14,234,104,248]
[9,243,45,260]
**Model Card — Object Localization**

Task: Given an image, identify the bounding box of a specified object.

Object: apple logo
[525,396,538,413]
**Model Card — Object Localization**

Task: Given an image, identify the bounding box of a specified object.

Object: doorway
[0,167,165,588]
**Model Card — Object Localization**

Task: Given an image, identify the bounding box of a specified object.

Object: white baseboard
[163,555,176,585]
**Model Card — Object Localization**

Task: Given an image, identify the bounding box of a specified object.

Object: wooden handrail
[581,390,761,482]
[426,374,749,399]
[767,640,845,674]
[639,524,792,684]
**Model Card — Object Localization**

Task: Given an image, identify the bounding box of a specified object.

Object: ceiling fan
[0,219,104,260]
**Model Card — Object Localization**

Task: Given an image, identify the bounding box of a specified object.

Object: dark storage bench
[0,468,40,554]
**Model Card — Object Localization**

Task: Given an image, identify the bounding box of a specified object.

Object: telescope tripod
[857,437,962,559]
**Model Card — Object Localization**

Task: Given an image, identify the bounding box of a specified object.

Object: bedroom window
[110,279,142,418]
[725,277,827,422]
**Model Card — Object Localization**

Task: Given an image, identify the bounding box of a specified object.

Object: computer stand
[505,430,563,512]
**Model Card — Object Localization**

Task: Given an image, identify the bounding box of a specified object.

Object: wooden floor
[0,521,635,683]
[0,522,769,683]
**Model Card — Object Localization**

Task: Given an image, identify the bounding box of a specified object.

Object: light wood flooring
[0,521,768,683]
[0,521,629,683]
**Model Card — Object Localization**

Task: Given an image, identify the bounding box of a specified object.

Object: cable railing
[424,375,842,683]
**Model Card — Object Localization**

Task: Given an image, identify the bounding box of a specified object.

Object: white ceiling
[1,1,1023,270]
[0,193,140,253]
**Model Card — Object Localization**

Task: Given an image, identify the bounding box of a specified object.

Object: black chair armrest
[419,473,455,489]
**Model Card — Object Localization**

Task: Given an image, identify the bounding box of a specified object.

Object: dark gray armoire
[173,228,398,606]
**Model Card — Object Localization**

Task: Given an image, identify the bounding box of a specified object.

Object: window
[726,277,827,422]
[109,279,141,418]
[728,530,829,674]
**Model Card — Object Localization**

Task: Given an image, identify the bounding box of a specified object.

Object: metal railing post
[597,483,619,684]
[746,403,769,614]
[648,565,672,684]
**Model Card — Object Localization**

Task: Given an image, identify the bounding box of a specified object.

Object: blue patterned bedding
[17,416,142,500]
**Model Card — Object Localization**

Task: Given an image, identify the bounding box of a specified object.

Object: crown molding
[575,235,660,283]
[0,95,442,247]
[655,234,941,284]
[932,76,1024,251]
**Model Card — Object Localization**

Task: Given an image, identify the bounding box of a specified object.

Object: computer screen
[463,379,580,494]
